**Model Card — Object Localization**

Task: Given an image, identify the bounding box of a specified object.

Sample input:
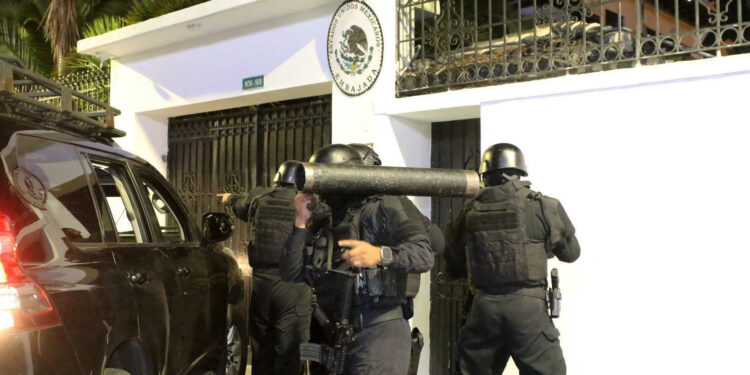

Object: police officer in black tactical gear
[445,143,580,375]
[281,144,434,375]
[348,143,443,374]
[220,160,313,375]
[348,143,445,255]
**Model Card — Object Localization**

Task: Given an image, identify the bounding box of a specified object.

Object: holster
[547,285,561,318]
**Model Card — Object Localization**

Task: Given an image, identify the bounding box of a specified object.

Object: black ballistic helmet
[348,143,382,166]
[479,143,528,176]
[273,160,300,186]
[309,144,364,165]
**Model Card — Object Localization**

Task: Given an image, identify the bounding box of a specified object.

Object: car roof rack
[0,54,124,138]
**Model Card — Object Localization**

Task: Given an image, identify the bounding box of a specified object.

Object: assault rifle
[300,271,356,374]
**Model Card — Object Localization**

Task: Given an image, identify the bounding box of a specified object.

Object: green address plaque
[243,75,264,90]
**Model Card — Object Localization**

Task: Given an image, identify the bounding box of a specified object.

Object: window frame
[83,153,151,245]
[78,150,116,243]
[130,164,198,245]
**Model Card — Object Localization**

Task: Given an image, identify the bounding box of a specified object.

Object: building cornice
[78,0,338,59]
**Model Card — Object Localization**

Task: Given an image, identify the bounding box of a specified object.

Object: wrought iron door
[167,95,332,260]
[430,119,480,375]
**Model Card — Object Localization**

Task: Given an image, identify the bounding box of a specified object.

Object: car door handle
[128,272,147,285]
[177,267,191,277]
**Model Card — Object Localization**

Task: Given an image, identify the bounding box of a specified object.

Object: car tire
[218,320,248,375]
[105,341,152,375]
[102,370,131,375]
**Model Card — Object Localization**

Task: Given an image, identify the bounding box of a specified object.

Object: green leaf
[82,15,125,38]
[66,52,108,73]
[124,0,209,25]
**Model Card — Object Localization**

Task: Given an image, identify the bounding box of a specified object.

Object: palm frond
[66,52,108,73]
[124,0,208,25]
[0,19,37,71]
[82,15,125,39]
[0,18,53,75]
[78,0,136,25]
[43,0,79,74]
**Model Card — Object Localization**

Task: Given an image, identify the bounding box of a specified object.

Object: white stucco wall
[108,2,337,173]
[480,66,750,374]
[82,1,750,374]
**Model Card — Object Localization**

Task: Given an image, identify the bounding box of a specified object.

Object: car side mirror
[202,212,234,244]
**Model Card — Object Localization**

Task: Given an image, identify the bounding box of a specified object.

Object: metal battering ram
[294,162,480,197]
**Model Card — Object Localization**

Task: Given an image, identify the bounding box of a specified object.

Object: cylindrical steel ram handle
[294,162,480,197]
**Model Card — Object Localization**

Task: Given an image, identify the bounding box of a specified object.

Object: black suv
[0,57,247,374]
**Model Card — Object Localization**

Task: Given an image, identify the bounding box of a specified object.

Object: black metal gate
[430,119,480,375]
[167,95,332,261]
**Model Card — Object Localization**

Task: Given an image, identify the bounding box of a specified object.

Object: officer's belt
[251,267,281,278]
[251,263,279,271]
[480,286,547,299]
[351,305,404,331]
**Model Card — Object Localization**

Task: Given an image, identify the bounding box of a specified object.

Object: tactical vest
[464,180,549,290]
[247,187,297,268]
[306,196,414,318]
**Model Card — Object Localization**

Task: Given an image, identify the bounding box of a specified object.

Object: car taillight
[0,215,60,333]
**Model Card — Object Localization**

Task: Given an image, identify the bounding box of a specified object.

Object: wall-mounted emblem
[327,1,383,96]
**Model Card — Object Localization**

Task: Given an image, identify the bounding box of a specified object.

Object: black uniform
[399,196,445,255]
[445,178,580,375]
[281,195,434,375]
[230,186,313,375]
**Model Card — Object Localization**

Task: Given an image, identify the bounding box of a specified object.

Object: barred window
[397,0,750,96]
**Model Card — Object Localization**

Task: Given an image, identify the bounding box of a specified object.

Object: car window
[135,171,188,243]
[14,136,102,243]
[82,157,117,243]
[89,160,144,243]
